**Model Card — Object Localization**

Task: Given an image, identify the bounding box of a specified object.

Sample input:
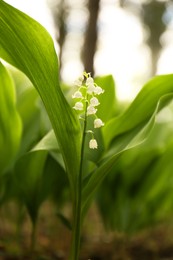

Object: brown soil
[0,202,173,260]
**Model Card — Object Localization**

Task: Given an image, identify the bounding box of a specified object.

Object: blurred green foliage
[97,105,173,233]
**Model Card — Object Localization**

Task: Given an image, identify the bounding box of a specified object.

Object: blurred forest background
[47,0,173,100]
[5,0,173,100]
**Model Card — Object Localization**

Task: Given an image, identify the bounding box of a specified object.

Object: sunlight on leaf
[103,75,173,148]
[0,61,22,174]
[0,0,81,195]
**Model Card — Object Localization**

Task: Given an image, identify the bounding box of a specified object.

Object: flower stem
[70,106,88,260]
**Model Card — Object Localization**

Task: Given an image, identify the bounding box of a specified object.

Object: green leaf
[56,212,72,230]
[32,130,65,169]
[0,61,22,174]
[14,150,67,224]
[0,1,81,194]
[95,75,117,122]
[32,130,59,152]
[103,75,173,148]
[17,86,41,154]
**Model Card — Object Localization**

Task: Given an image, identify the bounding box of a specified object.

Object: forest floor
[0,202,173,259]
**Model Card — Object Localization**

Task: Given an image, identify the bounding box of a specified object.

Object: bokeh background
[4,0,173,100]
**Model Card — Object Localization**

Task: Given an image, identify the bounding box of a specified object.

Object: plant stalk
[70,107,88,260]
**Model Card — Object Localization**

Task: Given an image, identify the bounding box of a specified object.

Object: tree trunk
[82,0,100,76]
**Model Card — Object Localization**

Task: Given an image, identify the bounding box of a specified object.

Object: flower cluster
[72,72,104,149]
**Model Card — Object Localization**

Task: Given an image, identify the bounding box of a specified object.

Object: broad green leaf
[17,86,41,154]
[0,1,81,194]
[103,75,173,148]
[95,75,117,122]
[32,130,65,169]
[9,67,31,96]
[106,94,173,157]
[32,130,59,152]
[141,141,173,202]
[0,61,22,174]
[14,150,67,224]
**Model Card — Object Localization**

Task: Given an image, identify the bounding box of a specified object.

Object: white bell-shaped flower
[90,97,100,106]
[86,76,94,86]
[73,101,84,110]
[87,83,95,95]
[89,139,98,149]
[72,91,83,99]
[94,86,104,95]
[94,118,104,128]
[74,75,84,87]
[87,105,97,115]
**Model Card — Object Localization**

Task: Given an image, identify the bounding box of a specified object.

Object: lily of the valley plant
[70,72,105,258]
[1,1,173,259]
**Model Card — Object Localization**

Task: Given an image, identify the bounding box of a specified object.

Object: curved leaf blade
[104,75,173,148]
[0,62,22,174]
[13,150,67,224]
[95,75,117,123]
[0,1,81,192]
